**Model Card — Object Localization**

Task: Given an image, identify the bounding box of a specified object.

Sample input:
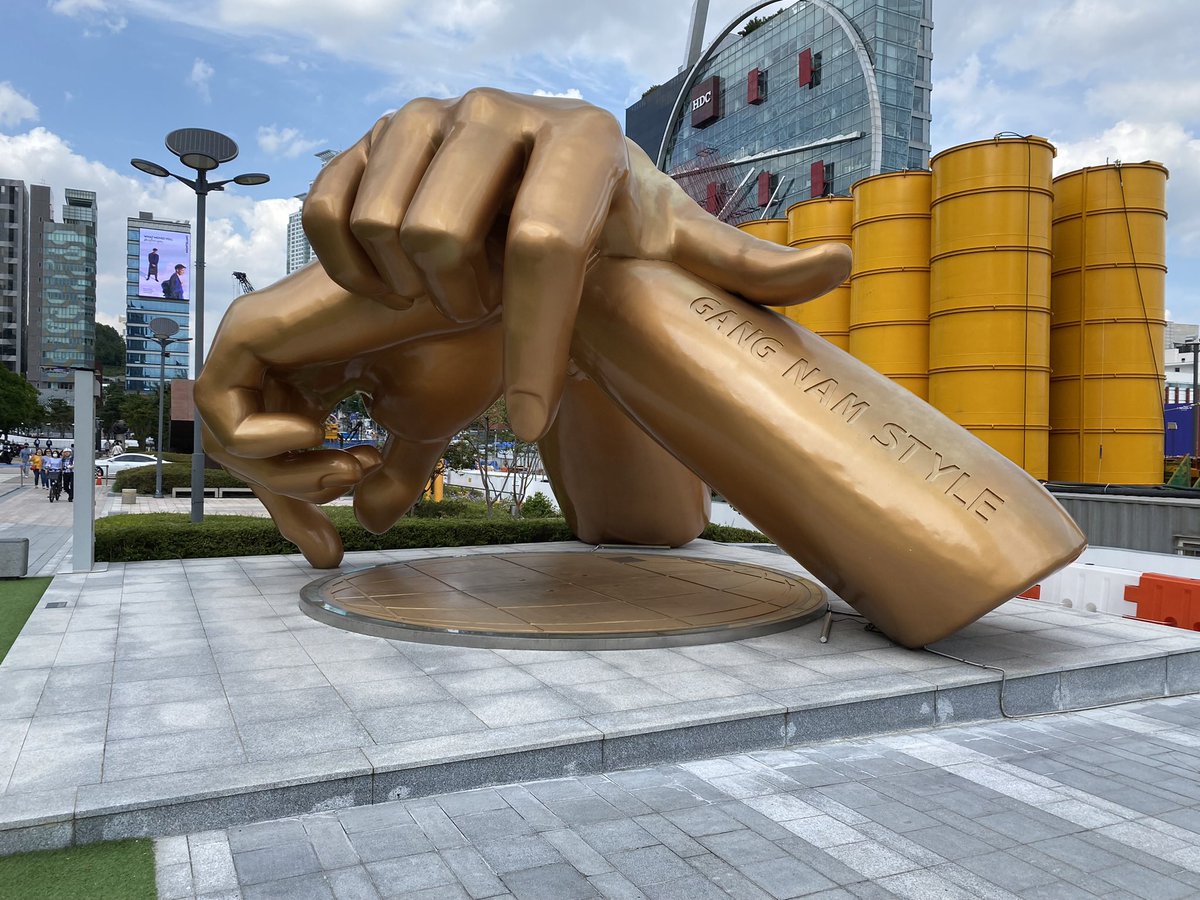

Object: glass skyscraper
[286,208,313,274]
[287,149,339,275]
[26,186,97,399]
[626,0,933,223]
[0,179,28,374]
[125,211,191,394]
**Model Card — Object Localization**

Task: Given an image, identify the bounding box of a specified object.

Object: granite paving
[3,533,1200,852]
[161,693,1200,899]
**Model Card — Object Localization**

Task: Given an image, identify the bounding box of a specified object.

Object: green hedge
[94,508,770,562]
[94,509,575,562]
[111,463,247,494]
[702,523,769,543]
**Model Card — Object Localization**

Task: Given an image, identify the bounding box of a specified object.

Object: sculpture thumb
[668,201,852,307]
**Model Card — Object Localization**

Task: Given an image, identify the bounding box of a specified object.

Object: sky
[3,0,1199,362]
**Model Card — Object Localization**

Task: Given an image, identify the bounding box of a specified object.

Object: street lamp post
[1185,339,1200,464]
[148,317,190,499]
[131,130,269,523]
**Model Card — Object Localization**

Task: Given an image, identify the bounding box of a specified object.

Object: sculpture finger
[251,484,345,569]
[303,121,397,302]
[501,111,627,441]
[400,118,524,323]
[351,98,451,298]
[353,437,448,534]
[205,430,373,504]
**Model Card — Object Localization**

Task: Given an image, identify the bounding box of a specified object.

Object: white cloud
[1054,121,1200,255]
[532,88,584,100]
[49,0,127,34]
[0,83,39,129]
[48,0,109,13]
[188,58,215,104]
[256,125,325,159]
[0,125,298,361]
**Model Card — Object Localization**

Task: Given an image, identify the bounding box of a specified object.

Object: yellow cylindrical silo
[1049,162,1168,484]
[737,218,788,245]
[784,197,853,349]
[929,136,1056,479]
[849,171,932,399]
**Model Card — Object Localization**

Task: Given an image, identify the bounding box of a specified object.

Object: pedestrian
[19,444,31,477]
[45,450,63,501]
[61,450,74,502]
[30,448,43,488]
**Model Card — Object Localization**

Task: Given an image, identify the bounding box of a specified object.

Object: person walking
[62,449,75,502]
[19,444,31,478]
[30,448,43,488]
[44,450,63,501]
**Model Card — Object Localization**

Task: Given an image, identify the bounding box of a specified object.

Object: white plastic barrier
[1035,563,1142,617]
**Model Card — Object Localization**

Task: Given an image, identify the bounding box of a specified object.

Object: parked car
[95,452,159,480]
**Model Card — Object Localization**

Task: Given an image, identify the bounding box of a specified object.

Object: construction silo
[1049,162,1168,484]
[849,171,932,399]
[784,197,853,349]
[929,136,1056,479]
[737,218,789,245]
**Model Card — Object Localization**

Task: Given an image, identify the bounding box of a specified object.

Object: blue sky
[3,0,1198,346]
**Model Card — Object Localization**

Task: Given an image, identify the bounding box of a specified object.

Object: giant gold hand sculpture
[196,89,1085,647]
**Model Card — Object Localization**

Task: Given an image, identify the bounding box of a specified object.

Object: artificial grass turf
[0,576,51,662]
[0,839,156,900]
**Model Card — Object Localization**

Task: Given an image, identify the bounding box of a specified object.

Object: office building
[626,0,933,221]
[0,179,28,373]
[286,149,339,275]
[26,186,97,400]
[125,211,191,394]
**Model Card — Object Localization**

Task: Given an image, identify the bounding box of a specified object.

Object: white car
[96,452,160,479]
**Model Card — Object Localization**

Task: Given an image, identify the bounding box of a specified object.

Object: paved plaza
[4,468,1200,898]
[159,693,1200,899]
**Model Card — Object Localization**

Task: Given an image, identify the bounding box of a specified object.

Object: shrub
[520,492,558,518]
[112,463,247,494]
[94,510,575,563]
[702,523,770,543]
[406,497,506,519]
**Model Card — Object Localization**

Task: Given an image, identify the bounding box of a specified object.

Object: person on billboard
[164,264,186,299]
[146,247,159,281]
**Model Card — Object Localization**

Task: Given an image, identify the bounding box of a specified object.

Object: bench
[170,487,220,498]
[216,487,256,498]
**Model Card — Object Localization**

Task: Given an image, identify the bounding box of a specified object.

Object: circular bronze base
[300,551,827,650]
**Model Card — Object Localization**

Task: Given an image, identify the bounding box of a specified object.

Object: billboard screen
[137,228,191,301]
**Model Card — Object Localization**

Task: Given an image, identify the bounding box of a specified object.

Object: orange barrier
[1125,574,1200,630]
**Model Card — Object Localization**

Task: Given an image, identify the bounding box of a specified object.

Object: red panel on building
[690,76,721,128]
[810,160,826,198]
[757,171,773,206]
[747,67,765,105]
[798,49,813,87]
[706,181,721,214]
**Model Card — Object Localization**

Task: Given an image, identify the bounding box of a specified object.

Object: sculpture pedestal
[300,550,828,650]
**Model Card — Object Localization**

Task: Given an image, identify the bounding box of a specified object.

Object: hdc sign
[690,77,721,128]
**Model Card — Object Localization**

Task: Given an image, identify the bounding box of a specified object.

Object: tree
[0,367,40,435]
[94,323,126,369]
[120,393,160,444]
[444,398,542,518]
[739,9,783,36]
[99,383,126,439]
[45,398,73,437]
